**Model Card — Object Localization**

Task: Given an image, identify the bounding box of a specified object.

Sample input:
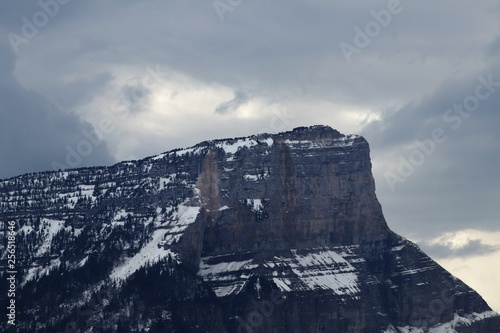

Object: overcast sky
[1,1,499,311]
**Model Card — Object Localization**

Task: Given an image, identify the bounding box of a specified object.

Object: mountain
[0,125,499,332]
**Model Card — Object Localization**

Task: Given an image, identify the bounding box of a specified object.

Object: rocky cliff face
[0,125,499,332]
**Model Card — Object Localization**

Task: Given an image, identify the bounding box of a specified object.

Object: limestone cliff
[0,125,498,333]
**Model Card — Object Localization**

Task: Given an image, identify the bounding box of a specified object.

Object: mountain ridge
[0,125,499,332]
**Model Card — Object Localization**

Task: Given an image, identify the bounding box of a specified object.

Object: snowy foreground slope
[0,125,499,332]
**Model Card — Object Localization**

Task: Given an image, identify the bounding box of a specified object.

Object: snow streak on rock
[200,247,363,298]
[110,203,200,282]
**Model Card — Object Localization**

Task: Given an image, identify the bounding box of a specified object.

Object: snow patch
[110,204,200,282]
[218,138,258,155]
[200,259,256,277]
[244,199,264,213]
[272,278,292,292]
[199,257,259,297]
[243,174,260,181]
[272,248,360,295]
[111,209,132,227]
[109,229,177,282]
[243,169,270,182]
[19,225,34,234]
[77,256,89,268]
[159,174,177,190]
[79,185,96,202]
[284,135,358,149]
[22,258,61,287]
[57,184,96,208]
[35,219,65,257]
[391,245,406,252]
[263,138,274,146]
[151,153,167,160]
[383,311,500,333]
[200,247,362,298]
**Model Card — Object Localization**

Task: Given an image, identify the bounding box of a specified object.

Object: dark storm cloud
[361,56,500,239]
[362,70,500,150]
[0,42,115,179]
[420,239,500,260]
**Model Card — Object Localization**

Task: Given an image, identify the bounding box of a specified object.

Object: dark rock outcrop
[0,125,498,332]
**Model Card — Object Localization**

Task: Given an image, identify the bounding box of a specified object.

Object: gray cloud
[11,1,495,109]
[0,42,114,179]
[50,73,113,111]
[4,1,498,116]
[420,239,500,259]
[361,55,500,239]
[487,37,500,56]
[215,89,249,114]
[120,83,152,114]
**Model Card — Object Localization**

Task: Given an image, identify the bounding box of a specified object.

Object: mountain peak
[287,124,342,137]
